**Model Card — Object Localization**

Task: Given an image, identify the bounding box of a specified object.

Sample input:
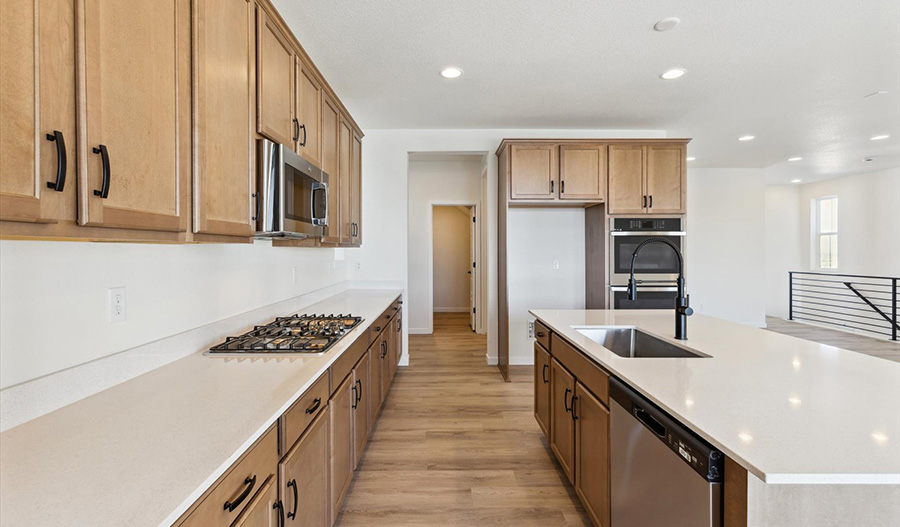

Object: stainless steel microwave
[255,139,328,239]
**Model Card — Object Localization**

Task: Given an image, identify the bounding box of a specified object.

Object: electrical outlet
[355,261,362,271]
[108,287,127,323]
[552,260,560,270]
[527,321,535,339]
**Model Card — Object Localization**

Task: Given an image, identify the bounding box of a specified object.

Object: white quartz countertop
[530,309,900,485]
[0,289,402,527]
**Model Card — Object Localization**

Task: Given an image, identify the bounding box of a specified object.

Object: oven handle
[610,231,686,236]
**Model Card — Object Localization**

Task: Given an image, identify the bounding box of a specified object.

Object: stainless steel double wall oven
[609,217,685,309]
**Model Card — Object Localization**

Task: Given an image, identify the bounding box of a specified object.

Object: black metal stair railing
[789,271,899,341]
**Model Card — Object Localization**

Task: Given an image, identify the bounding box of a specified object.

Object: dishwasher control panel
[665,432,723,482]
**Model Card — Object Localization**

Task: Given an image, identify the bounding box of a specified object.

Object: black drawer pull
[563,388,572,413]
[373,326,382,332]
[571,395,579,421]
[356,379,362,404]
[274,499,285,527]
[305,397,321,414]
[92,144,110,198]
[46,131,66,191]
[541,364,549,384]
[286,478,298,519]
[223,475,255,512]
[535,331,545,338]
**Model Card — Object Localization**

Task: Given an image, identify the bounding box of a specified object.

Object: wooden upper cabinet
[77,0,190,232]
[192,0,255,238]
[550,358,575,485]
[349,132,362,246]
[295,59,322,166]
[320,94,341,244]
[338,118,353,244]
[574,382,610,527]
[256,7,293,147]
[1,0,74,224]
[646,144,685,214]
[280,410,329,527]
[607,144,646,215]
[559,144,607,201]
[509,144,558,200]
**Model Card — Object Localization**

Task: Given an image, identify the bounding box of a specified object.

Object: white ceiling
[274,0,900,183]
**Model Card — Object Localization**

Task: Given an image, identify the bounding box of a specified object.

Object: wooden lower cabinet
[232,475,281,527]
[367,334,383,432]
[329,377,353,524]
[352,351,370,467]
[550,357,576,484]
[280,410,329,527]
[534,343,551,436]
[574,382,610,527]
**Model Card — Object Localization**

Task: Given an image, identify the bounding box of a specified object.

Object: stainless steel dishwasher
[610,377,724,527]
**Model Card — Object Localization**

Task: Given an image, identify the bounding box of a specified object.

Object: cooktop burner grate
[208,314,363,354]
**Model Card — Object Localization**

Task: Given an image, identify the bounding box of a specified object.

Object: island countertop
[529,309,900,485]
[0,289,402,527]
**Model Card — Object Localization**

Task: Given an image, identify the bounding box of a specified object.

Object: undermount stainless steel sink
[574,327,709,358]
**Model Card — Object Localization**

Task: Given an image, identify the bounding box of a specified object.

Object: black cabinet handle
[373,325,382,332]
[563,388,572,413]
[541,364,549,384]
[642,195,647,208]
[46,131,66,191]
[351,384,358,409]
[299,124,307,147]
[92,144,110,198]
[561,180,565,194]
[356,379,362,404]
[223,475,256,512]
[274,499,285,527]
[286,478,298,519]
[571,395,579,421]
[292,118,300,142]
[550,180,554,194]
[305,397,321,414]
[380,341,387,359]
[649,195,653,208]
[251,192,260,221]
[535,331,545,338]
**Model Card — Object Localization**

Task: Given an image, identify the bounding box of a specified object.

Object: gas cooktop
[207,313,363,354]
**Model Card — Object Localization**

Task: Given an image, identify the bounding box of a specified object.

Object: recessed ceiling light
[686,156,696,161]
[653,17,681,31]
[788,157,802,161]
[440,67,463,79]
[660,68,686,80]
[791,179,802,183]
[738,135,755,141]
[872,432,889,444]
[870,134,890,141]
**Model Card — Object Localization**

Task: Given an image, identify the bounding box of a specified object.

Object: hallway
[335,313,591,526]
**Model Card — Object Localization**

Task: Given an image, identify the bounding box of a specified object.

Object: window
[815,196,838,269]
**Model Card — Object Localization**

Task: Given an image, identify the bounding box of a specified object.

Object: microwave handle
[311,181,328,226]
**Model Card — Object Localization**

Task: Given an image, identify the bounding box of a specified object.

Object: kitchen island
[530,309,900,527]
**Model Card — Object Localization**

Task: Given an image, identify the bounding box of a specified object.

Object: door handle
[550,180,554,194]
[274,500,285,527]
[642,195,647,208]
[251,192,260,222]
[571,395,579,421]
[92,144,110,198]
[286,478,298,519]
[561,180,565,194]
[563,387,572,413]
[356,379,362,404]
[351,384,358,409]
[292,118,300,142]
[299,124,307,147]
[541,364,548,384]
[649,195,653,208]
[46,131,66,191]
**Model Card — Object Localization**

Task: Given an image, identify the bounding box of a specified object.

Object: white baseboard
[433,307,470,313]
[484,355,534,366]
[408,327,432,335]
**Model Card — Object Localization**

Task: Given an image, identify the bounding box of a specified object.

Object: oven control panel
[612,218,682,232]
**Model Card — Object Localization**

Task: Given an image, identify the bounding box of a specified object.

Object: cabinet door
[349,131,362,246]
[329,376,353,523]
[193,0,255,238]
[231,475,281,527]
[295,59,322,166]
[574,382,610,527]
[559,145,607,201]
[367,336,383,427]
[646,144,685,214]
[379,336,391,403]
[78,0,190,232]
[352,351,370,467]
[280,410,329,527]
[256,7,293,146]
[607,144,646,214]
[534,343,551,437]
[550,358,575,484]
[1,0,74,224]
[320,94,341,244]
[337,118,353,244]
[509,144,558,200]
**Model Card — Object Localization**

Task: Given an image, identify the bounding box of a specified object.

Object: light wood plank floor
[336,312,591,527]
[765,316,900,363]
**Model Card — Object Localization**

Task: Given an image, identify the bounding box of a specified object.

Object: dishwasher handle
[634,406,666,437]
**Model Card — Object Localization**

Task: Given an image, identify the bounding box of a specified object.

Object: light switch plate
[108,287,127,323]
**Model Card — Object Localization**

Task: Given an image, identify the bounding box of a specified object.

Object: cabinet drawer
[550,333,609,405]
[534,320,551,351]
[177,425,278,527]
[281,373,329,455]
[329,334,368,396]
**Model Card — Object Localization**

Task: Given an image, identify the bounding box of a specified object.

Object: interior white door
[469,207,476,331]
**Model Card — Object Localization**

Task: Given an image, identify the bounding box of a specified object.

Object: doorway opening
[432,205,478,331]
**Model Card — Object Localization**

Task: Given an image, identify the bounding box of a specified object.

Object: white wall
[686,169,767,327]
[352,128,665,363]
[0,240,348,389]
[432,206,471,311]
[797,168,900,276]
[764,185,802,318]
[407,159,482,332]
[508,208,586,363]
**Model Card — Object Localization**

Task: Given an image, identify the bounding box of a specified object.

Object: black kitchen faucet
[626,238,693,340]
